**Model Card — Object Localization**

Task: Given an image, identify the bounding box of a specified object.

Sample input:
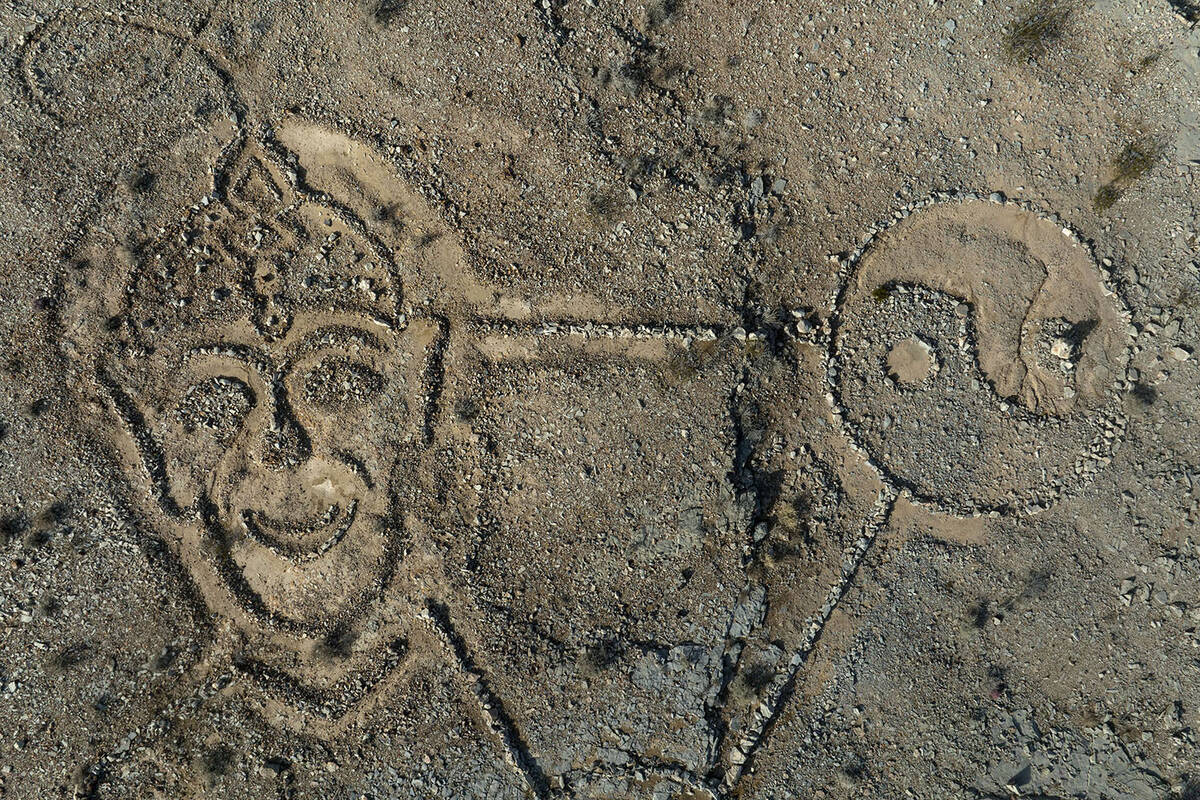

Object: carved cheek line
[96,362,182,519]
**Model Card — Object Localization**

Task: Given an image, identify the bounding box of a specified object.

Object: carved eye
[301,358,384,412]
[176,377,254,441]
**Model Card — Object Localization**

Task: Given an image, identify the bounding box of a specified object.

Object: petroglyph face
[67,130,444,668]
[148,312,433,631]
[830,198,1131,517]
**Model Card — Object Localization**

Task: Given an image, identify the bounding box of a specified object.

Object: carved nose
[256,393,312,471]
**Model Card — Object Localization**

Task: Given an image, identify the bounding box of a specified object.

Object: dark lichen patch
[662,339,723,387]
[646,0,682,30]
[0,513,29,546]
[580,637,624,675]
[728,658,777,706]
[741,660,775,692]
[314,626,357,661]
[1130,382,1157,406]
[48,642,94,674]
[23,502,68,548]
[842,755,867,781]
[663,351,700,385]
[201,745,235,782]
[38,593,62,617]
[1002,0,1078,62]
[454,396,481,422]
[1022,569,1052,598]
[584,188,629,225]
[414,230,443,248]
[151,645,178,671]
[39,501,69,527]
[126,168,157,195]
[966,598,992,629]
[369,0,408,26]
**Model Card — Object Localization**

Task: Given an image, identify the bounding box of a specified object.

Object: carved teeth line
[240,499,358,562]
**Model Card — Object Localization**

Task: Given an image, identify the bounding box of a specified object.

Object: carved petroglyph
[51,22,1138,788]
[64,117,448,727]
[826,193,1132,518]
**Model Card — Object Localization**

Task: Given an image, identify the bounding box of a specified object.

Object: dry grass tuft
[1094,137,1167,213]
[1002,0,1077,62]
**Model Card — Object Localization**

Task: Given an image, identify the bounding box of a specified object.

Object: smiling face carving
[153,315,431,631]
[68,130,443,657]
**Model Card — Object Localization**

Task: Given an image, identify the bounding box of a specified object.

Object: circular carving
[827,194,1132,517]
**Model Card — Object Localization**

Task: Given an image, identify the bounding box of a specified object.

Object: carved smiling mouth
[240,500,359,562]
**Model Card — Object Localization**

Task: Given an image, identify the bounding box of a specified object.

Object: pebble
[1169,346,1191,362]
[1051,339,1073,360]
